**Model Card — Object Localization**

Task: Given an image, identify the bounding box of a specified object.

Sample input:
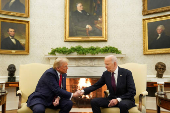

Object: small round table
[155,91,170,113]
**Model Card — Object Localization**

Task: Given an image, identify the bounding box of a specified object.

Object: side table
[5,82,19,96]
[155,91,170,113]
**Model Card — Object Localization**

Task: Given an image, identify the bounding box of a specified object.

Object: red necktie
[111,73,116,91]
[59,74,62,88]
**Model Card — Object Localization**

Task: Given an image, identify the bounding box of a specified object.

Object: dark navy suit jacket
[84,67,136,102]
[27,68,71,107]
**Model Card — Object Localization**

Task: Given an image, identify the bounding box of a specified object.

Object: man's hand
[53,97,60,106]
[108,99,118,107]
[72,90,82,98]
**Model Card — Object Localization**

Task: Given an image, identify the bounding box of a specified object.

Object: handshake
[72,90,84,98]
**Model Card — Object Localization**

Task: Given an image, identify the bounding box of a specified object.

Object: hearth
[66,77,107,108]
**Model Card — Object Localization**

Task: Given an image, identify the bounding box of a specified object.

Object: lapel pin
[63,77,64,78]
[120,75,122,76]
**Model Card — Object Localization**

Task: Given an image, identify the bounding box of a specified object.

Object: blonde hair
[53,57,69,69]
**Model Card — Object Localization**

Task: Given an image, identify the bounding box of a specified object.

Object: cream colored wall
[0,0,170,77]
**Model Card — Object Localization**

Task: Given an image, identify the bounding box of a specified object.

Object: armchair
[101,63,148,113]
[17,63,59,113]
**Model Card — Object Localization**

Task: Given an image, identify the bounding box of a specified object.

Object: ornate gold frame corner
[142,0,170,15]
[0,0,29,17]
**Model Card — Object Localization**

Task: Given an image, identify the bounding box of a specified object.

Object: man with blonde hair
[27,57,81,113]
[80,55,136,113]
[149,25,170,49]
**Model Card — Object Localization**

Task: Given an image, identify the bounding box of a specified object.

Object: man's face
[157,27,163,34]
[57,62,68,74]
[8,28,15,37]
[77,3,83,11]
[104,58,116,72]
[156,65,165,75]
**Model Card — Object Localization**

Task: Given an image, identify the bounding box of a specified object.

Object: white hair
[105,55,118,64]
[156,25,165,31]
[76,2,82,7]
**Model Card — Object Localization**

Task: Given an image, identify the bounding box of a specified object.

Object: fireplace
[66,77,107,108]
[45,54,125,108]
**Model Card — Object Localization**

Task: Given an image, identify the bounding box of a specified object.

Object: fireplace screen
[66,78,107,108]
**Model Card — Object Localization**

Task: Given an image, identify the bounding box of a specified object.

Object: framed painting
[64,0,107,41]
[0,0,29,17]
[142,0,170,15]
[0,17,29,54]
[143,14,170,54]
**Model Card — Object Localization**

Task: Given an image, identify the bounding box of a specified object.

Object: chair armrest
[17,90,22,109]
[138,91,148,111]
[104,90,109,98]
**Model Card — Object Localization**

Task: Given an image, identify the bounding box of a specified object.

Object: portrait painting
[65,0,107,41]
[143,14,170,54]
[0,0,29,17]
[142,0,170,15]
[0,17,29,54]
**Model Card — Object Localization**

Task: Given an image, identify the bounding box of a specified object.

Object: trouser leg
[30,104,45,113]
[49,98,73,113]
[117,99,136,113]
[91,98,110,113]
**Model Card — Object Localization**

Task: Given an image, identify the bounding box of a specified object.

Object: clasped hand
[53,96,60,106]
[108,99,118,107]
[72,90,84,98]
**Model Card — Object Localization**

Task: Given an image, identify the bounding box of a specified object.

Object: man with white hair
[80,55,136,113]
[149,25,170,49]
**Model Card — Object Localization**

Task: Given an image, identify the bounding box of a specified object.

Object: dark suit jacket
[72,10,96,28]
[27,68,71,107]
[1,37,24,50]
[3,0,25,13]
[84,67,136,102]
[149,32,170,49]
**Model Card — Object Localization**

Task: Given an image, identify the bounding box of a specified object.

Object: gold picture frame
[64,0,107,41]
[143,14,170,54]
[0,0,29,17]
[142,0,170,15]
[0,17,29,54]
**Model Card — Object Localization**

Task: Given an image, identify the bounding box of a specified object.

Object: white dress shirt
[112,66,122,102]
[10,36,16,45]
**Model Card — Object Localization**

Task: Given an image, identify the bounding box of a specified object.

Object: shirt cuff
[70,93,73,100]
[86,25,89,28]
[117,98,122,102]
[81,90,84,93]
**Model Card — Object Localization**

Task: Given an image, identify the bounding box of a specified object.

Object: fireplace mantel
[45,53,126,77]
[45,53,126,66]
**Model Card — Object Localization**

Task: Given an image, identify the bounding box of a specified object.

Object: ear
[56,67,59,70]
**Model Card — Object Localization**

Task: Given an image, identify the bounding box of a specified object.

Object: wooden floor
[1,109,169,113]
